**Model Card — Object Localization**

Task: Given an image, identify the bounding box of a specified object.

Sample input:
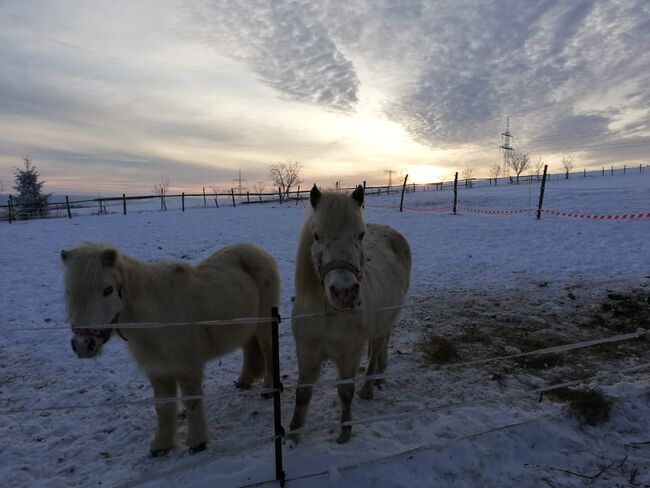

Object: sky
[0,0,649,194]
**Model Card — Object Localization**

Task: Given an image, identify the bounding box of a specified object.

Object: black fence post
[624,164,626,174]
[8,195,14,223]
[203,187,207,207]
[537,164,548,220]
[295,185,300,205]
[453,172,458,215]
[182,192,185,212]
[602,166,605,176]
[278,187,282,204]
[584,168,586,177]
[399,174,408,212]
[271,307,285,486]
[122,194,127,215]
[65,196,72,219]
[247,191,250,204]
[611,165,614,176]
[231,189,236,207]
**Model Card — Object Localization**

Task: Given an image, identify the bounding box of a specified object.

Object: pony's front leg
[335,348,363,444]
[148,374,177,457]
[288,347,322,443]
[178,370,207,454]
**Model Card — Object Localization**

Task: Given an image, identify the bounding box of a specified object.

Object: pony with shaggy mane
[61,242,279,456]
[290,185,411,443]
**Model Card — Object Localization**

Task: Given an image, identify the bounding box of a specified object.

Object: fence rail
[2,163,648,222]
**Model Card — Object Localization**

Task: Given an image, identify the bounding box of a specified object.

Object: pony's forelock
[311,192,363,234]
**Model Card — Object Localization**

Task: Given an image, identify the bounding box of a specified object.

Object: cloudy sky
[1,0,649,194]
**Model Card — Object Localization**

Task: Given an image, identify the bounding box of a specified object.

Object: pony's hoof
[234,380,252,390]
[287,431,301,444]
[358,386,374,400]
[150,448,171,458]
[336,427,352,444]
[188,442,206,455]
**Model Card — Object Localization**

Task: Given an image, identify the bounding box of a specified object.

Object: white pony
[290,185,411,443]
[61,242,280,456]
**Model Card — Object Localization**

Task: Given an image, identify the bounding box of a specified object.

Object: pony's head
[308,184,365,311]
[61,243,123,358]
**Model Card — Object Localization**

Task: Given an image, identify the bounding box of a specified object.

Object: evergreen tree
[13,155,50,218]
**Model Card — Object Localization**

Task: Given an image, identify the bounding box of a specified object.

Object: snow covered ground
[1,171,649,487]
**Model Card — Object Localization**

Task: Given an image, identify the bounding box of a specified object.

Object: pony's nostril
[87,339,95,352]
[329,285,338,297]
[351,283,360,294]
[71,339,77,353]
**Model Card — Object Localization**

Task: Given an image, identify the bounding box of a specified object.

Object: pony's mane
[311,192,363,234]
[63,242,116,289]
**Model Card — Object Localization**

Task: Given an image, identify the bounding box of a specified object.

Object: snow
[1,171,649,487]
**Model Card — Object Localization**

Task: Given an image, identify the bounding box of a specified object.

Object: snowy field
[1,172,649,487]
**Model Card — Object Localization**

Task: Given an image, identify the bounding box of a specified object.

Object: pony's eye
[103,286,114,297]
[314,233,320,241]
[359,232,365,240]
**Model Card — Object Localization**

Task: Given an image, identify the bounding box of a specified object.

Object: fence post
[123,194,127,215]
[453,172,458,215]
[602,166,604,176]
[8,195,14,223]
[278,187,282,204]
[584,168,586,177]
[203,187,207,207]
[536,164,548,220]
[259,193,263,203]
[641,164,643,173]
[271,307,285,486]
[399,174,408,212]
[624,164,626,174]
[181,192,185,212]
[611,165,614,176]
[246,191,250,204]
[295,185,300,205]
[65,196,72,219]
[231,189,236,207]
[362,181,366,208]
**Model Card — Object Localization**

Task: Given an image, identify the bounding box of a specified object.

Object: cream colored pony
[290,185,411,443]
[61,242,280,456]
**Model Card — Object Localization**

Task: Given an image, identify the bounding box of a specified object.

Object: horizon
[1,1,649,194]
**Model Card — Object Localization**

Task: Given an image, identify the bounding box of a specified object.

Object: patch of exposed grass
[417,334,459,365]
[546,387,611,426]
[515,353,565,370]
[457,328,493,345]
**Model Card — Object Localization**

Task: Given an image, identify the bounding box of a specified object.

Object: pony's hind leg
[148,374,177,456]
[334,347,363,444]
[360,333,390,399]
[288,346,322,443]
[177,369,208,454]
[236,336,264,389]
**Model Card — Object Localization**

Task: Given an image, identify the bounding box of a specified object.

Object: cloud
[184,0,360,113]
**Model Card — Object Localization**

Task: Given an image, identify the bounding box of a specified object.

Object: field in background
[0,170,649,487]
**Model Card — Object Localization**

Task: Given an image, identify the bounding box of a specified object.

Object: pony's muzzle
[71,335,100,358]
[327,280,360,311]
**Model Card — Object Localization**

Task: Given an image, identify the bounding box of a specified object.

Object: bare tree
[461,167,474,188]
[269,161,303,198]
[252,181,267,194]
[533,157,545,180]
[508,151,530,183]
[561,155,575,179]
[488,161,502,184]
[152,176,170,211]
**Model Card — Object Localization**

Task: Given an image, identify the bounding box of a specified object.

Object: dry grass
[417,334,459,365]
[546,387,611,426]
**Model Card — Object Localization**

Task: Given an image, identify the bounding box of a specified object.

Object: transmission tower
[384,169,397,187]
[499,117,515,175]
[232,169,247,195]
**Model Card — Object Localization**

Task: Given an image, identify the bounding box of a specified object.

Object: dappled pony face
[61,245,123,358]
[309,185,365,311]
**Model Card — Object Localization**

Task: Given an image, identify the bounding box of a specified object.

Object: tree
[461,167,474,188]
[533,157,545,180]
[252,181,267,194]
[152,176,170,211]
[269,161,303,198]
[561,155,575,179]
[488,161,502,184]
[13,155,50,218]
[508,151,530,182]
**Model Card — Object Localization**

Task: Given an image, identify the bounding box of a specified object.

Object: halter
[72,312,127,343]
[319,260,363,284]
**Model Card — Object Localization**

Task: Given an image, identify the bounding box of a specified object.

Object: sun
[406,165,444,184]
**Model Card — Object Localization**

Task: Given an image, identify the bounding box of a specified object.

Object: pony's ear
[102,249,118,267]
[60,249,71,263]
[351,184,364,207]
[310,184,321,209]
